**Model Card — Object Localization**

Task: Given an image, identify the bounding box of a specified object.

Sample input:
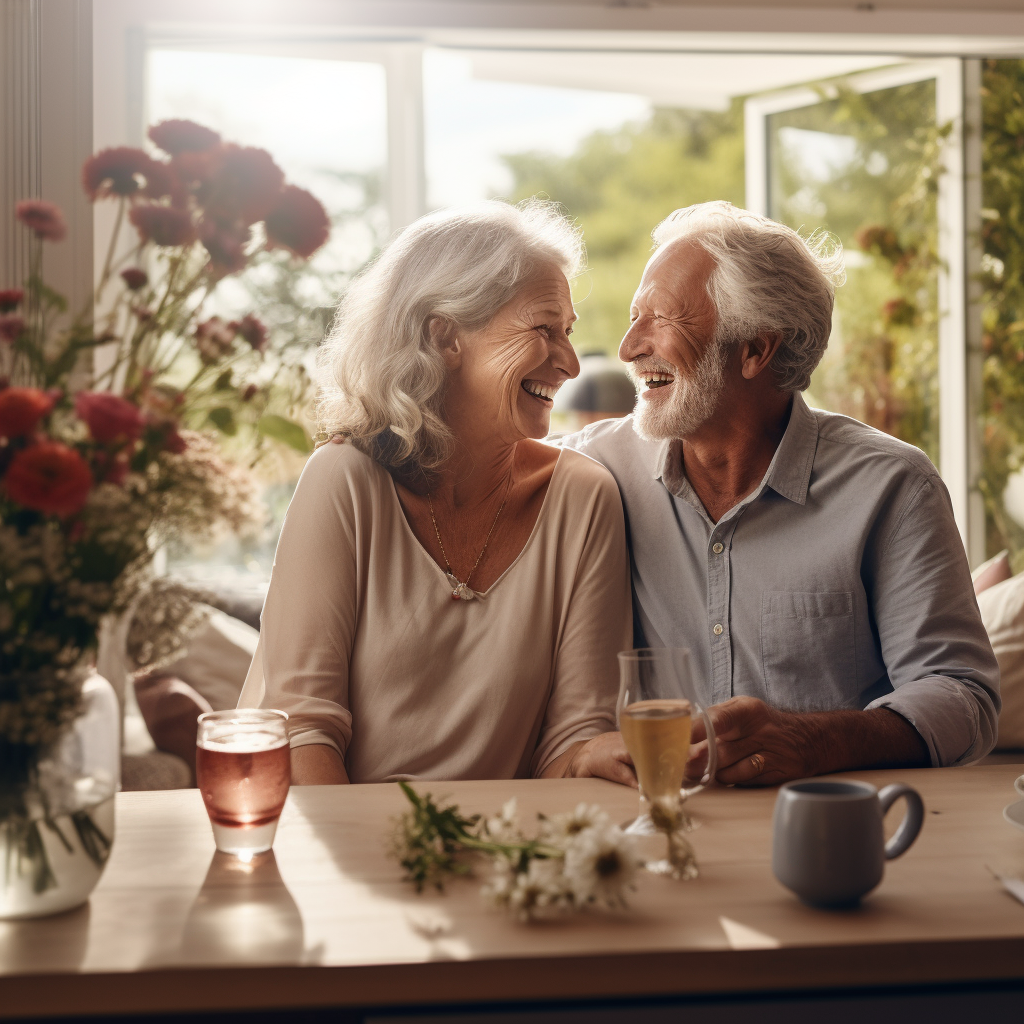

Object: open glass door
[745,61,977,554]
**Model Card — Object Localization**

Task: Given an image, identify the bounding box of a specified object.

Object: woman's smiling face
[449,264,579,443]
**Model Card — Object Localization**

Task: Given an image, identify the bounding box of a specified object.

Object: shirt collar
[653,391,819,507]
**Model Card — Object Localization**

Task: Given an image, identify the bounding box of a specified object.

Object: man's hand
[542,732,638,788]
[687,696,930,787]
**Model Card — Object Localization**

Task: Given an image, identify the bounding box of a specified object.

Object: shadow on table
[168,850,313,966]
[0,903,91,972]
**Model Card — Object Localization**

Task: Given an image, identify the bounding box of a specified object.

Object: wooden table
[2,766,1024,1020]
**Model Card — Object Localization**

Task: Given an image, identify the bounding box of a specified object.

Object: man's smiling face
[618,237,729,441]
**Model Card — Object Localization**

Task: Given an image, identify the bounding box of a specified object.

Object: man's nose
[619,320,652,364]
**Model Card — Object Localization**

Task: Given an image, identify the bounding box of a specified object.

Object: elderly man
[566,201,999,785]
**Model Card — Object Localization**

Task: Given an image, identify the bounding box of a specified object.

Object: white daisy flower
[484,797,520,841]
[541,802,609,846]
[482,856,570,921]
[562,824,640,909]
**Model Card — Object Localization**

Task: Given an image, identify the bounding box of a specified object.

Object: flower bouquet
[392,784,643,922]
[0,119,330,918]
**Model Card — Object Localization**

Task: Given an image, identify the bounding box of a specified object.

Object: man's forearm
[805,707,930,775]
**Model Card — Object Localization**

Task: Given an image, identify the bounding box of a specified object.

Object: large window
[99,9,1013,576]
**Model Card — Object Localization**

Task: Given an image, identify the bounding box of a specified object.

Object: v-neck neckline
[389,449,565,600]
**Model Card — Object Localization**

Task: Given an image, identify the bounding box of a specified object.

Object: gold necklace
[428,473,512,602]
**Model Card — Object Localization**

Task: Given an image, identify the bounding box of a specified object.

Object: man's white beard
[630,341,729,441]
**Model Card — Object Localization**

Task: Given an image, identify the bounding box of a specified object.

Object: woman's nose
[552,332,580,380]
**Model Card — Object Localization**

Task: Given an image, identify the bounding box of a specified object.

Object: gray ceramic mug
[772,779,924,907]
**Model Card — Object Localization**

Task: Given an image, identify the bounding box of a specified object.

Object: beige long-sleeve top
[237,441,632,783]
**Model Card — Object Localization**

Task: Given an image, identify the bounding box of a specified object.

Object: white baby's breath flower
[562,824,640,909]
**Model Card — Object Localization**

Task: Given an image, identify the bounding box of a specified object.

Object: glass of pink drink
[196,709,291,858]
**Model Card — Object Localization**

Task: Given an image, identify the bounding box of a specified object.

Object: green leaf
[258,413,311,453]
[207,406,237,436]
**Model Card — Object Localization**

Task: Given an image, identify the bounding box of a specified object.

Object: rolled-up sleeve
[237,444,357,758]
[866,476,1000,766]
[530,469,632,775]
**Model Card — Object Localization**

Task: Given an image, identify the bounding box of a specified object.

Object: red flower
[15,200,67,241]
[234,314,268,353]
[199,145,285,225]
[199,218,250,276]
[82,147,174,201]
[0,387,55,438]
[265,185,330,259]
[74,391,145,444]
[162,426,188,454]
[120,267,149,291]
[0,314,25,343]
[148,119,221,156]
[193,317,237,364]
[4,442,93,517]
[129,203,197,247]
[0,289,23,312]
[145,414,188,454]
[93,449,130,485]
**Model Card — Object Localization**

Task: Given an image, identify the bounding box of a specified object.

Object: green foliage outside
[980,60,1024,562]
[504,82,944,472]
[505,106,745,357]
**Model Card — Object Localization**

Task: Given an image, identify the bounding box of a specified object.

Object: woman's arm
[291,743,350,785]
[531,463,635,784]
[238,444,362,775]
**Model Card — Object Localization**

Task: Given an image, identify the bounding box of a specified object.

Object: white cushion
[978,572,1024,749]
[159,607,259,711]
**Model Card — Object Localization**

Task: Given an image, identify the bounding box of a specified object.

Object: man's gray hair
[652,201,846,392]
[317,199,583,486]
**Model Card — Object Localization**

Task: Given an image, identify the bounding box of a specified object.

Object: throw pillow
[977,571,1024,750]
[973,549,1012,595]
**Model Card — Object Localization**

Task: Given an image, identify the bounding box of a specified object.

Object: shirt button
[713,623,724,636]
[712,542,724,554]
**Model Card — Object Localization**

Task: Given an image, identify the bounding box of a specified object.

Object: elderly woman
[238,201,635,786]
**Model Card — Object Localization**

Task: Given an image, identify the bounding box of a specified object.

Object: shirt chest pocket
[760,591,856,711]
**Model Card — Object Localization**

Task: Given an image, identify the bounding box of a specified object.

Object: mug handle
[878,783,925,859]
[681,706,718,798]
[1015,774,1024,799]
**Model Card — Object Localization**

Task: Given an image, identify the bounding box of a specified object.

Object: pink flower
[0,387,55,438]
[15,200,67,241]
[198,145,285,225]
[74,391,145,444]
[234,314,268,353]
[82,147,174,201]
[199,219,250,276]
[4,441,93,517]
[129,203,197,247]
[120,268,149,291]
[193,317,237,364]
[148,119,221,156]
[0,314,25,343]
[0,289,23,312]
[265,185,330,259]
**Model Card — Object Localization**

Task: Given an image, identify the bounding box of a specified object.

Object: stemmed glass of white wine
[617,648,718,875]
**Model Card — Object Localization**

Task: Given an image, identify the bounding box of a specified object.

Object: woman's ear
[429,317,462,370]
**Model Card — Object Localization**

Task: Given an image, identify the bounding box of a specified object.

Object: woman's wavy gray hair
[652,201,846,392]
[317,199,583,487]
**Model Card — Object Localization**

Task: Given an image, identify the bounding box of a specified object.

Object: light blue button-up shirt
[564,393,1000,766]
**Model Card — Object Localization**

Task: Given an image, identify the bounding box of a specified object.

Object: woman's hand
[543,732,638,788]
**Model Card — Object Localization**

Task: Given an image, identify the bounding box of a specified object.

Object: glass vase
[0,672,120,920]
